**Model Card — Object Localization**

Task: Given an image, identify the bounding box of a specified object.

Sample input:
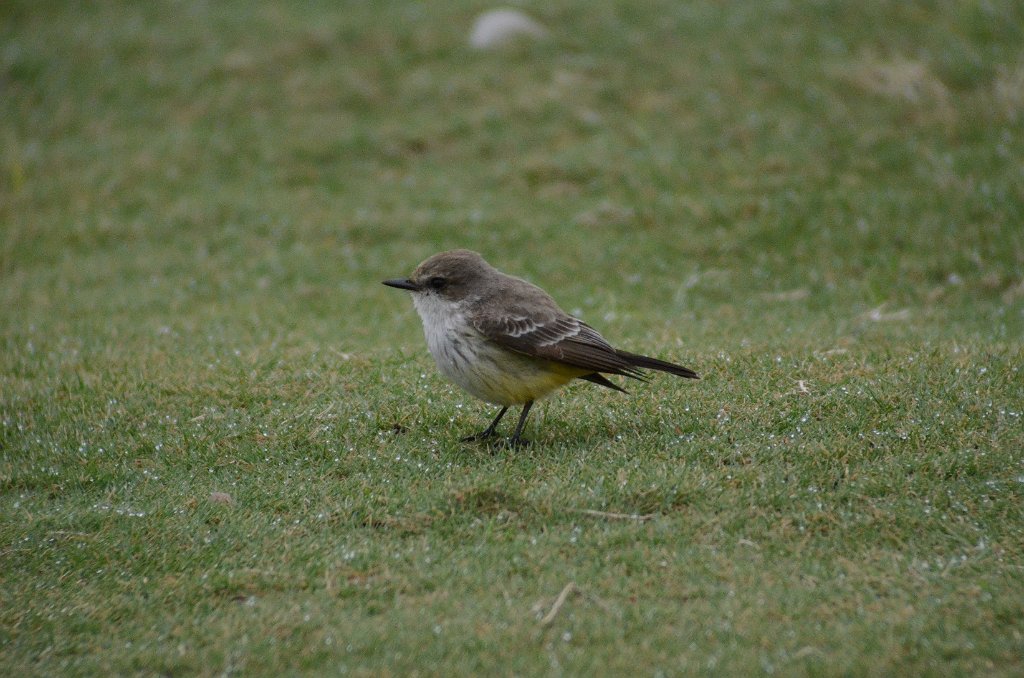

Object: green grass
[2,0,1023,675]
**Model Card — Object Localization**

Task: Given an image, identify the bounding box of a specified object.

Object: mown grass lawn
[2,1,1023,675]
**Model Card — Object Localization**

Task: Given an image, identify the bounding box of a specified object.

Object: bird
[383,249,698,445]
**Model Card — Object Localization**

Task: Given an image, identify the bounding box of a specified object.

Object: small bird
[384,249,699,445]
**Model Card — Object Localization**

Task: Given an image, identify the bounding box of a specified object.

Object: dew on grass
[92,503,146,518]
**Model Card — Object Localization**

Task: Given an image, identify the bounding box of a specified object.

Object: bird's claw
[460,430,497,443]
[460,431,530,448]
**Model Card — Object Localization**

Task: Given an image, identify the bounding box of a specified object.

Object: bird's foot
[460,429,498,443]
[504,435,531,448]
[460,431,530,449]
[461,406,509,443]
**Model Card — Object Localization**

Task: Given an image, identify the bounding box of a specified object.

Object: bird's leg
[461,406,508,442]
[507,401,534,447]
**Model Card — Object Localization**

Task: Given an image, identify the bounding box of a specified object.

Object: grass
[2,0,1023,675]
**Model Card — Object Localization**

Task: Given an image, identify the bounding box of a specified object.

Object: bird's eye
[428,276,447,290]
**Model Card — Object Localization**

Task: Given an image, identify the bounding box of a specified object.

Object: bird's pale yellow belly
[434,338,587,406]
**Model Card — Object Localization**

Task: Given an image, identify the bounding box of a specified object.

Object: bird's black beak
[383,278,419,291]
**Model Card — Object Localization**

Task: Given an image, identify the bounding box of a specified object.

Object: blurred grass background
[2,1,1023,675]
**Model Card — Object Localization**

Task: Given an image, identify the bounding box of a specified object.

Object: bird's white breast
[411,293,467,360]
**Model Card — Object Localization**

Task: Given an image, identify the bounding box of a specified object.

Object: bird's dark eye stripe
[428,276,446,289]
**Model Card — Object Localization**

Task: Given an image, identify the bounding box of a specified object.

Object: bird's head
[383,249,493,302]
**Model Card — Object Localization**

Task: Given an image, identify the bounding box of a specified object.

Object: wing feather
[472,312,647,380]
[467,273,697,382]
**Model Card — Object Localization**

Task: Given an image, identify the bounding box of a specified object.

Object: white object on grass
[469,9,548,49]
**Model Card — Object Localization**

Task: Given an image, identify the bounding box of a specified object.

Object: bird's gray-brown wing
[471,311,648,381]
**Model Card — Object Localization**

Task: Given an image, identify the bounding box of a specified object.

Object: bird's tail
[616,350,700,380]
